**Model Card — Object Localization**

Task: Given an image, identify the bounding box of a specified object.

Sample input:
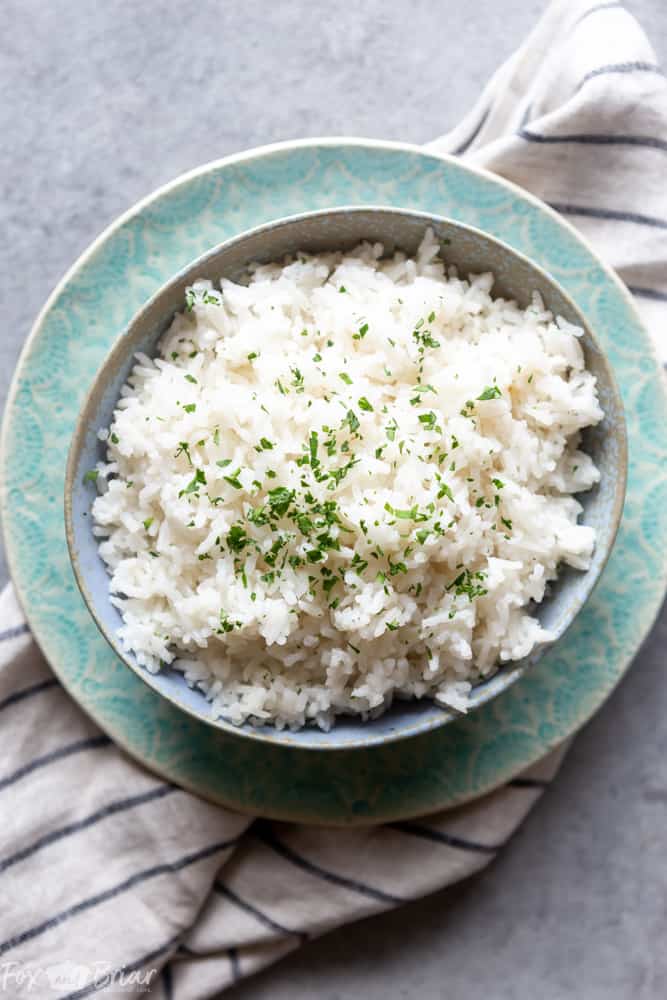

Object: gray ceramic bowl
[65,207,627,749]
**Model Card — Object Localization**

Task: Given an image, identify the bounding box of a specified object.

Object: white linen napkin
[1,1,665,996]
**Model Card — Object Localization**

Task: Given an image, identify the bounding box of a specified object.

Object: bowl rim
[64,204,628,750]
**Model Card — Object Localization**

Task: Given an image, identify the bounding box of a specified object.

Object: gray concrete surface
[1,2,666,997]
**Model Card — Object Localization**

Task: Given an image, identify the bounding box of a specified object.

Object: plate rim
[2,136,665,823]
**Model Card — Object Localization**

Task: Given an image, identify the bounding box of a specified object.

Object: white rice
[90,230,603,730]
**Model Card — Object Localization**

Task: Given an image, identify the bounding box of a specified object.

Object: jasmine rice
[91,230,603,730]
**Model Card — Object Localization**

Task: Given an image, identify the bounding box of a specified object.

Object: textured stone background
[1,2,666,997]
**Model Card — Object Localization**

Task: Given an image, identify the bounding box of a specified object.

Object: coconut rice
[90,230,603,730]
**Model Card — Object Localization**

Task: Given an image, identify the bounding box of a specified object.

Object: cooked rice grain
[91,231,602,729]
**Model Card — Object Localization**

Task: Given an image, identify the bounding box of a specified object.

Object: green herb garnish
[227,525,250,552]
[218,611,238,634]
[388,560,408,576]
[179,468,207,497]
[267,486,295,517]
[175,441,192,465]
[290,367,305,393]
[223,469,243,490]
[447,568,488,601]
[477,385,502,401]
[418,411,437,431]
[344,410,360,433]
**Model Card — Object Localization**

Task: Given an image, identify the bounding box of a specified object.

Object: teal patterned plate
[2,139,666,824]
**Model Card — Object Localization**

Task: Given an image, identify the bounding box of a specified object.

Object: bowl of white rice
[65,207,627,748]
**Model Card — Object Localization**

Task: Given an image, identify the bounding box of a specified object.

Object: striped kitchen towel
[430,0,667,362]
[1,1,665,997]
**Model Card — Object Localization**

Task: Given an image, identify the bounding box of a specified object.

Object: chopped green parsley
[477,385,502,401]
[179,468,206,497]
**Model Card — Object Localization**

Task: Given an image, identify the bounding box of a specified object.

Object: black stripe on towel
[451,106,491,155]
[0,677,59,715]
[162,963,173,1000]
[518,125,667,154]
[0,735,111,794]
[389,821,501,854]
[176,943,199,957]
[0,624,30,643]
[61,931,183,1000]
[228,947,241,983]
[627,285,667,302]
[575,61,665,94]
[0,784,177,874]
[508,777,550,789]
[254,824,405,904]
[214,881,308,942]
[548,202,667,230]
[0,837,239,958]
